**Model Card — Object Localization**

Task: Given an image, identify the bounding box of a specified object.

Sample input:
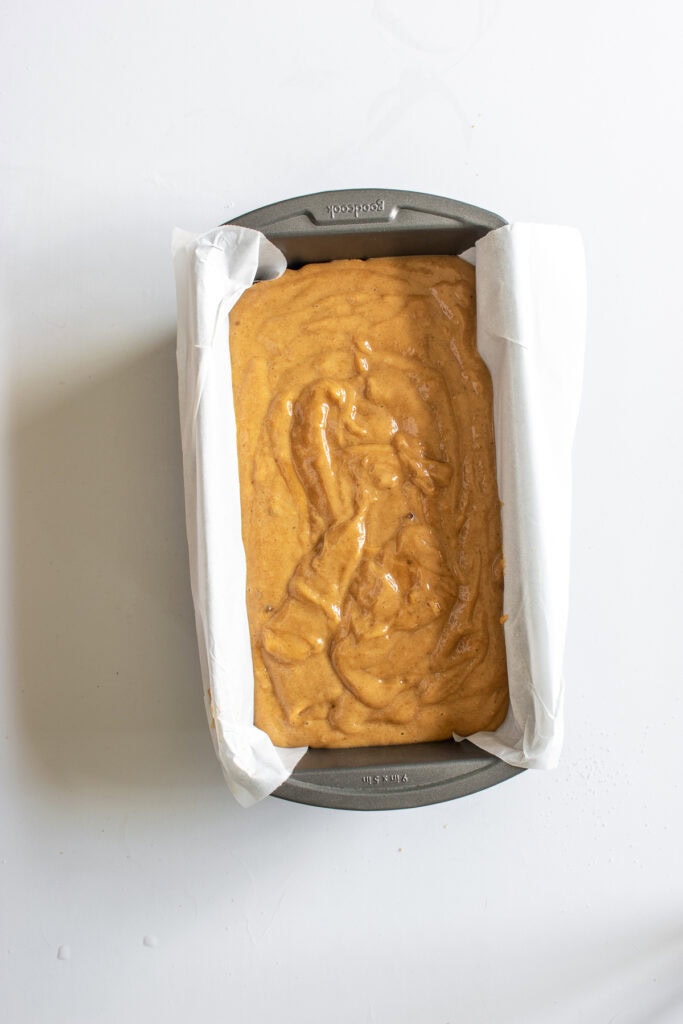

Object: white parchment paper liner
[173,222,586,806]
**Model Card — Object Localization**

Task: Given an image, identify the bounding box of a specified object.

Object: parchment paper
[173,222,586,806]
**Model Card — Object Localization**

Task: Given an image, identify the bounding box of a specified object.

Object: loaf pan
[228,188,523,810]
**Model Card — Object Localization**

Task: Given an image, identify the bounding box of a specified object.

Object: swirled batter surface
[229,255,508,748]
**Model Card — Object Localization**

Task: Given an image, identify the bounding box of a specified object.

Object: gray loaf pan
[228,188,523,810]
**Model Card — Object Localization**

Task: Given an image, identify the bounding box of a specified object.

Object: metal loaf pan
[228,188,523,810]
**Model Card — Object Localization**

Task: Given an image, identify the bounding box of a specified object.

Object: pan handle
[228,187,505,235]
[228,188,506,266]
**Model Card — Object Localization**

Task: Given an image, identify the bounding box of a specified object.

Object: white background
[2,1,682,1021]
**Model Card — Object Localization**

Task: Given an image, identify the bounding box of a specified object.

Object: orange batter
[229,255,508,747]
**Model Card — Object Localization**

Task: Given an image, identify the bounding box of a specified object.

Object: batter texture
[229,255,508,748]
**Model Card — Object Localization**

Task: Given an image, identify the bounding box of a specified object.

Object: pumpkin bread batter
[229,255,508,748]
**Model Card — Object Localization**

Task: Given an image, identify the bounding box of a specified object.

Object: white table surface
[2,2,682,1021]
